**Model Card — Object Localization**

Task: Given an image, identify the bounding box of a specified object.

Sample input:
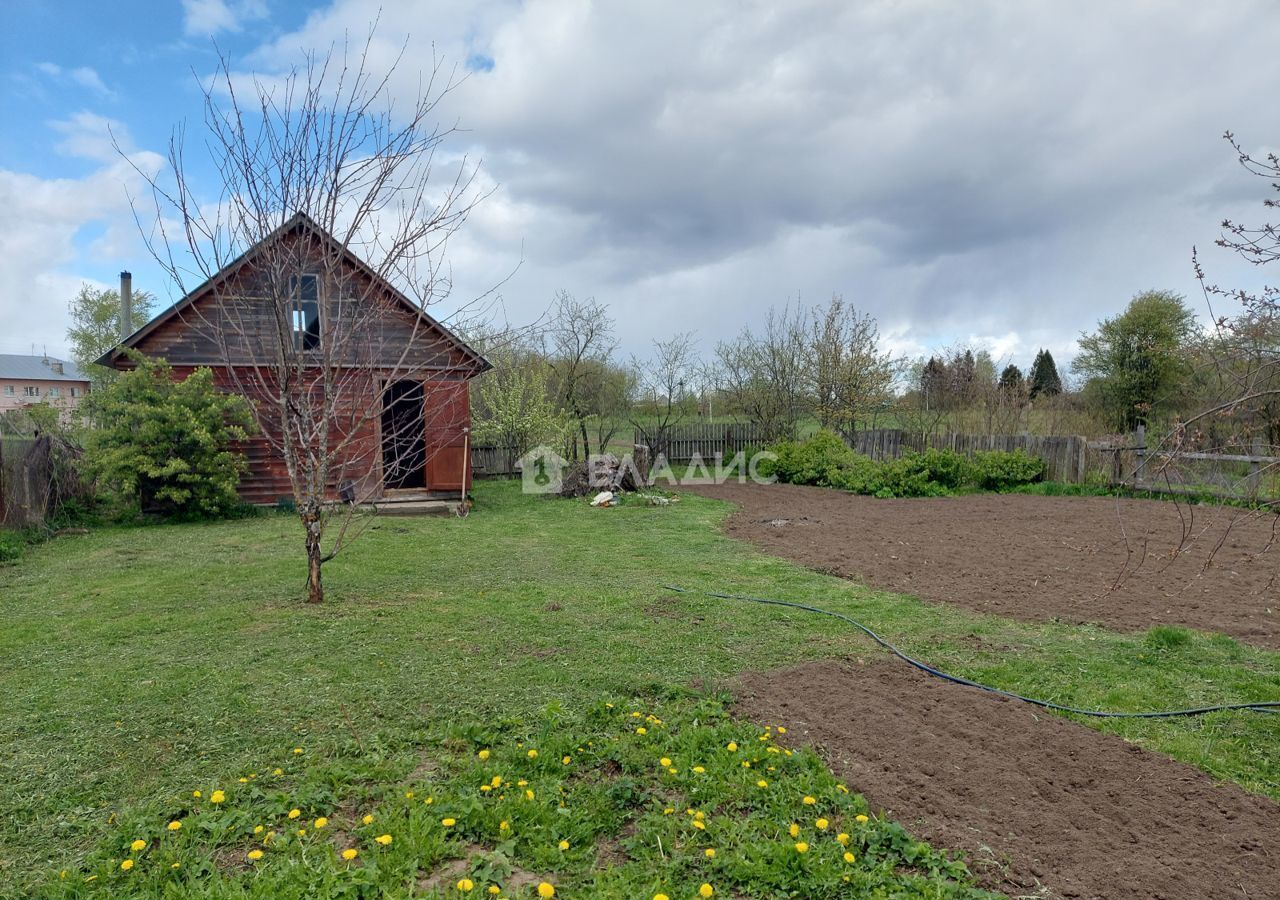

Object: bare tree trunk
[302,506,324,604]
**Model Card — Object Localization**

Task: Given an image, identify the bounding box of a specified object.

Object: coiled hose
[664,585,1280,718]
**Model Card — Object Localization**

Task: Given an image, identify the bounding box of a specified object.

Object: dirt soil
[736,659,1280,899]
[689,483,1280,648]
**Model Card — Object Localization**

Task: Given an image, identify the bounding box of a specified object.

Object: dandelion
[254,825,264,835]
[741,761,751,768]
[667,767,677,775]
[238,777,248,784]
[342,849,358,861]
[844,851,856,863]
[287,809,301,820]
[442,818,457,827]
[836,783,848,793]
[499,820,510,831]
[192,790,201,798]
[654,895,670,900]
[130,839,147,852]
[363,814,375,825]
[704,848,716,858]
[405,792,414,800]
[525,789,535,801]
[120,859,134,871]
[699,884,714,898]
[756,779,768,788]
[478,749,491,760]
[457,878,475,892]
[247,849,264,861]
[692,766,705,774]
[795,842,809,853]
[660,757,672,767]
[273,768,284,776]
[538,883,556,898]
[636,727,647,735]
[726,742,738,752]
[777,727,787,734]
[480,785,492,793]
[209,790,225,804]
[375,834,392,846]
[692,820,706,831]
[171,862,180,869]
[558,840,570,851]
[488,888,500,896]
[167,821,182,831]
[293,747,303,755]
[836,832,850,846]
[528,749,539,759]
[314,817,328,829]
[815,818,829,831]
[562,755,571,765]
[802,796,816,806]
[855,814,869,824]
[663,807,674,815]
[491,776,503,788]
[297,828,307,836]
[788,824,800,838]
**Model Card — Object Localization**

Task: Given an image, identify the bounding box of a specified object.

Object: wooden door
[424,379,471,492]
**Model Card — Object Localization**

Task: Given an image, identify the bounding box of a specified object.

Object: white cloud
[34,62,115,99]
[181,0,268,37]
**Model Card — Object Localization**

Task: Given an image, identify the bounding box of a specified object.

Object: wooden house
[98,213,491,507]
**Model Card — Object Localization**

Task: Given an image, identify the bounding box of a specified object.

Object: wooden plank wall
[633,423,768,462]
[853,430,1088,484]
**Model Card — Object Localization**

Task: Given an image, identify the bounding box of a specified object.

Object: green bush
[972,450,1046,491]
[79,353,255,519]
[875,455,955,498]
[0,530,27,564]
[894,449,974,490]
[766,429,861,488]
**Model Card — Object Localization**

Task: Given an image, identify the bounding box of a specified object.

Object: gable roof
[97,212,491,373]
[0,354,89,382]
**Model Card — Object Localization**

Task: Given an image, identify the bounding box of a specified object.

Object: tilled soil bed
[736,659,1280,899]
[689,483,1280,648]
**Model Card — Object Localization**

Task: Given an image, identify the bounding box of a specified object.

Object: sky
[2,0,1278,376]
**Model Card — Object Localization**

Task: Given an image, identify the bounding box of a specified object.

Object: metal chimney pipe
[119,271,133,340]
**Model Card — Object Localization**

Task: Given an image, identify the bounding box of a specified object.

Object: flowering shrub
[45,694,993,898]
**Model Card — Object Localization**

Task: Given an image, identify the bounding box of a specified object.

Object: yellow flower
[844,851,856,863]
[405,792,414,800]
[363,814,374,825]
[442,818,457,827]
[170,862,180,869]
[789,823,800,838]
[836,783,848,793]
[726,742,737,752]
[777,726,787,734]
[253,825,264,835]
[480,785,492,793]
[499,820,510,831]
[704,848,716,858]
[815,818,829,830]
[342,848,358,861]
[660,757,672,767]
[314,817,328,829]
[692,766,705,774]
[562,756,571,765]
[273,768,284,776]
[192,790,202,798]
[517,780,528,787]
[741,761,751,768]
[663,807,674,815]
[558,839,570,851]
[247,849,264,861]
[693,811,705,821]
[167,821,182,831]
[130,839,147,852]
[631,711,642,718]
[802,796,816,806]
[209,790,225,804]
[538,883,556,898]
[287,809,301,820]
[795,842,809,853]
[667,767,677,775]
[699,884,714,898]
[491,776,503,788]
[528,749,539,759]
[293,747,303,755]
[756,779,768,788]
[488,888,500,896]
[457,878,475,892]
[654,895,670,900]
[855,814,869,824]
[478,749,491,760]
[692,820,706,830]
[296,828,306,836]
[525,789,535,801]
[238,777,248,784]
[837,832,850,845]
[636,727,647,735]
[375,834,392,846]
[120,859,134,871]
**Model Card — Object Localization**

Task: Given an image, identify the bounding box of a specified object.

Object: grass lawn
[1,479,1277,896]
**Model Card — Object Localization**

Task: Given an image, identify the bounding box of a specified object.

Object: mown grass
[1,479,1277,894]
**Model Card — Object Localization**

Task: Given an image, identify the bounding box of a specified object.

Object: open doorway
[381,380,426,490]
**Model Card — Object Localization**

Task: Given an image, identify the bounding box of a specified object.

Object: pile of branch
[558,453,642,497]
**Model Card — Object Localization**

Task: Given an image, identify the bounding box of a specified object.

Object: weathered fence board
[632,423,769,463]
[852,429,1088,484]
[1,437,43,528]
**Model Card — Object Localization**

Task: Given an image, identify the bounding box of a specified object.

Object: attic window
[290,274,321,350]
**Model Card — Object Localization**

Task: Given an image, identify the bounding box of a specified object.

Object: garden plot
[690,482,1280,648]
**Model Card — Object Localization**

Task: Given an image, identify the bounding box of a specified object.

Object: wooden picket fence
[633,423,769,463]
[1100,425,1280,501]
[853,430,1089,484]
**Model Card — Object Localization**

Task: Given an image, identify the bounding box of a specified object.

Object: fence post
[1248,433,1265,499]
[1133,425,1146,488]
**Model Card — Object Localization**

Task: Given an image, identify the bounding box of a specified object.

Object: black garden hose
[664,585,1280,718]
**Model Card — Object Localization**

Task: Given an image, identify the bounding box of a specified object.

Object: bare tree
[810,296,895,440]
[544,292,617,459]
[631,332,699,460]
[127,34,493,603]
[709,304,809,443]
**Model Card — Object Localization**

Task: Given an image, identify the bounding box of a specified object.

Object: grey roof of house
[0,354,89,382]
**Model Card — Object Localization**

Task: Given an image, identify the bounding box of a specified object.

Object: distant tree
[544,292,617,460]
[809,296,896,440]
[919,356,947,409]
[66,283,156,383]
[79,353,253,517]
[999,364,1025,391]
[1073,290,1197,430]
[472,345,567,474]
[1029,349,1063,398]
[631,332,699,460]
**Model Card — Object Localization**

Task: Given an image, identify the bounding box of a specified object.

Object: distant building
[0,354,92,416]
